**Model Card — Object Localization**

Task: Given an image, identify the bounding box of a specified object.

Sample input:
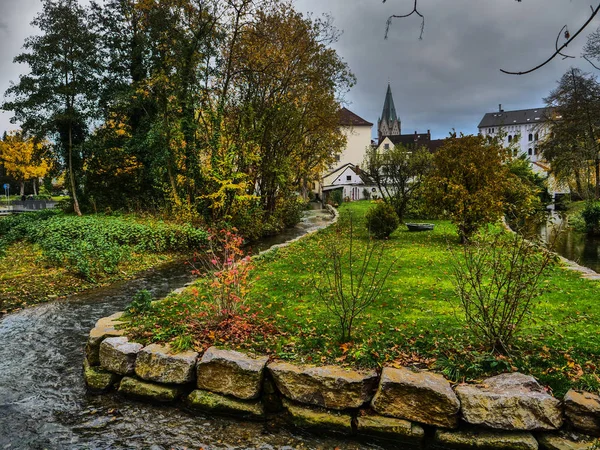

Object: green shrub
[0,210,208,281]
[330,189,343,206]
[126,289,153,316]
[365,201,400,239]
[581,202,600,235]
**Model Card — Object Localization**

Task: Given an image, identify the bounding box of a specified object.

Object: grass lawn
[122,201,600,396]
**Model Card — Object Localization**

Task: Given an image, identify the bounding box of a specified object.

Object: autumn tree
[425,134,511,243]
[0,131,50,196]
[3,0,101,215]
[540,68,600,199]
[362,143,432,223]
[222,3,353,232]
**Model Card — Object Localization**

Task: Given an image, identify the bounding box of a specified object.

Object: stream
[539,211,600,273]
[0,205,378,449]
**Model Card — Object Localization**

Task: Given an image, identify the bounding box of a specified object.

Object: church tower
[378,83,401,142]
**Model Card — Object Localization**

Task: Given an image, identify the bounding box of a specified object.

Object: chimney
[499,104,504,113]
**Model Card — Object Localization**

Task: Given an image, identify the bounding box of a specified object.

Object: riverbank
[0,210,207,316]
[121,201,600,396]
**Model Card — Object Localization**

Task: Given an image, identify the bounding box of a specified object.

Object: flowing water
[0,206,378,449]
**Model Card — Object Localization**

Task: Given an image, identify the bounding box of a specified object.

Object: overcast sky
[1,0,599,139]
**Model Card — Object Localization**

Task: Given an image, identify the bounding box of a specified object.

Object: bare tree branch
[383,0,424,40]
[556,25,575,60]
[500,3,600,75]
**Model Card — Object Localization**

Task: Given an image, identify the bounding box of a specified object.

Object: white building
[337,107,373,168]
[321,163,381,203]
[477,105,569,199]
[477,105,552,164]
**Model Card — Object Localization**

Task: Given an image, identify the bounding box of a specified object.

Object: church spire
[381,83,398,124]
[378,83,401,142]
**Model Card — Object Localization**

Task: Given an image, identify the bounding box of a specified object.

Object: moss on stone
[282,398,352,433]
[187,389,264,419]
[118,376,184,403]
[83,357,120,392]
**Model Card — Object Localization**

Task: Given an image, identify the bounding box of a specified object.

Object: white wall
[337,124,372,167]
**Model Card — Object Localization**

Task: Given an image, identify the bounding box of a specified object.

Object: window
[513,149,518,156]
[346,175,352,181]
[508,135,512,143]
[528,148,532,156]
[335,155,340,161]
[534,133,539,141]
[535,148,540,155]
[528,133,533,141]
[384,143,390,150]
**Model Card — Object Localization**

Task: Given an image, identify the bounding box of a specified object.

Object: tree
[425,134,510,243]
[0,131,50,196]
[3,0,101,215]
[540,68,600,199]
[362,143,432,223]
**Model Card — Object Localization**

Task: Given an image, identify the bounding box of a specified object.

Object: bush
[365,201,400,239]
[126,289,153,316]
[451,230,555,353]
[330,189,343,206]
[314,215,395,342]
[581,202,600,235]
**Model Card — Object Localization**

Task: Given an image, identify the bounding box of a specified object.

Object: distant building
[321,163,381,203]
[477,104,553,163]
[377,84,444,152]
[378,83,401,142]
[337,107,373,168]
[477,104,568,199]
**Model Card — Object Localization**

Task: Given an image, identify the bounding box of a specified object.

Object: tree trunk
[33,179,38,196]
[68,123,82,216]
[20,181,25,196]
[596,156,600,200]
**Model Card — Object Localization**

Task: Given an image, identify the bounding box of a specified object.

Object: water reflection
[539,212,600,273]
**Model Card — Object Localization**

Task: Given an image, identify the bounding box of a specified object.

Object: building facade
[477,105,553,163]
[477,105,569,199]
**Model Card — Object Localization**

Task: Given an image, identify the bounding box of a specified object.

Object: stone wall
[84,313,600,449]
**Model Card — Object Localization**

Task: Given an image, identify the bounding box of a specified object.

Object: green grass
[122,201,600,396]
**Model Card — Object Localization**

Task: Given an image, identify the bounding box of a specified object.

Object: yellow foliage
[0,131,50,182]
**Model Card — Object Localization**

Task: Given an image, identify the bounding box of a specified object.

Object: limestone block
[371,366,460,428]
[455,373,563,431]
[85,312,125,366]
[187,389,264,419]
[134,343,198,385]
[564,390,600,437]
[537,431,599,450]
[118,376,184,403]
[433,428,539,450]
[99,336,143,375]
[83,357,120,392]
[196,347,268,400]
[268,362,378,410]
[282,398,352,433]
[356,413,425,445]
